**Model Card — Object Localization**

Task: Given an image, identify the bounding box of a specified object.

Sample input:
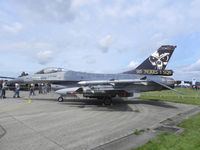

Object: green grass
[134,129,145,135]
[140,88,200,105]
[133,113,200,150]
[133,88,200,150]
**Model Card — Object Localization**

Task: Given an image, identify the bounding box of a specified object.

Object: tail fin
[123,45,176,75]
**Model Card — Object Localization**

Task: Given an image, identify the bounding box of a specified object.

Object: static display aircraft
[8,45,177,105]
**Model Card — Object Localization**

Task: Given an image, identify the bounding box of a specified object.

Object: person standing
[192,78,197,90]
[1,80,7,99]
[41,83,45,94]
[38,83,42,94]
[13,83,20,98]
[29,83,35,97]
[0,81,2,98]
[46,83,51,93]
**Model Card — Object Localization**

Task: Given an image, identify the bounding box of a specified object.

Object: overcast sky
[0,0,200,81]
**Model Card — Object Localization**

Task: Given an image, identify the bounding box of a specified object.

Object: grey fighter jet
[8,45,177,105]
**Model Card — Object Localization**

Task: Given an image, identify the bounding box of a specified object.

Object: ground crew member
[13,83,20,98]
[29,83,35,97]
[1,80,7,99]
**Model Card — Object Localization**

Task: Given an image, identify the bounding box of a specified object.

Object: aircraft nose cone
[55,89,67,95]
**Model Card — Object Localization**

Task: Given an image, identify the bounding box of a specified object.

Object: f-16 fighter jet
[8,45,177,105]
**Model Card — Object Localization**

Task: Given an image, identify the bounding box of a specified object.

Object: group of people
[0,81,20,99]
[0,81,51,99]
[38,83,51,94]
[12,82,35,98]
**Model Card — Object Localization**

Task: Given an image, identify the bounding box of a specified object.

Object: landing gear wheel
[103,97,112,105]
[58,96,64,102]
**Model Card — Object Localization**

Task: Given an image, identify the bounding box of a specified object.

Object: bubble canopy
[35,67,66,74]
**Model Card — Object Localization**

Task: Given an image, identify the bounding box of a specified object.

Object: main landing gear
[58,96,64,102]
[103,97,113,105]
[57,96,113,105]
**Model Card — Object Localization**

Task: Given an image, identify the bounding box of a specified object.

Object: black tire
[58,96,64,102]
[103,97,112,105]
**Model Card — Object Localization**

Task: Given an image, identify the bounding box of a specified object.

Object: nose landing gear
[58,96,64,102]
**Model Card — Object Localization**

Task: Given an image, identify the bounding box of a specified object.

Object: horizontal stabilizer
[152,80,182,94]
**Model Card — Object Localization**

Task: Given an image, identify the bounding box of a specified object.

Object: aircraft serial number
[135,69,173,76]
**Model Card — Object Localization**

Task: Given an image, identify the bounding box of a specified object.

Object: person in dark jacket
[1,80,7,99]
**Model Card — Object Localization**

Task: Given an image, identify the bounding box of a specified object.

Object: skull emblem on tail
[149,51,170,70]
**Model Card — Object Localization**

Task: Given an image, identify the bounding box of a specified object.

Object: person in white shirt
[13,83,20,98]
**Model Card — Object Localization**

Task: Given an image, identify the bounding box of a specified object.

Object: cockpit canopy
[35,67,66,74]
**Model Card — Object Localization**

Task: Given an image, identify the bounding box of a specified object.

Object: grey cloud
[86,58,96,64]
[103,0,200,37]
[36,50,53,65]
[181,59,200,72]
[173,70,200,81]
[98,35,114,53]
[127,61,139,69]
[14,0,76,23]
[1,22,23,34]
[83,55,96,64]
[132,33,171,57]
[188,60,200,71]
[173,60,200,80]
[72,0,99,8]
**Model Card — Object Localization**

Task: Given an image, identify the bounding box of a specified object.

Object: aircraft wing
[78,78,181,94]
[56,78,148,95]
[0,76,15,79]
